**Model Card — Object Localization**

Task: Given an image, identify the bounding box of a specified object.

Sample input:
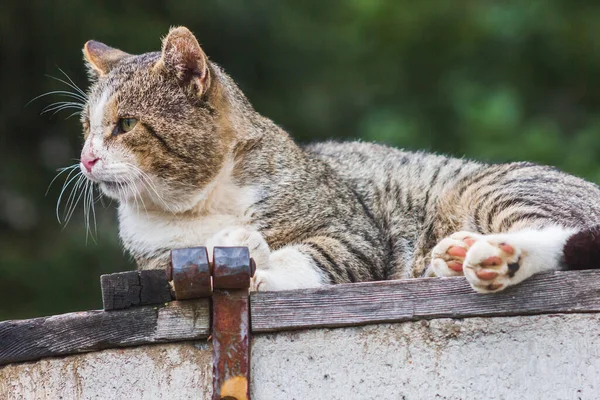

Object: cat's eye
[116,117,138,134]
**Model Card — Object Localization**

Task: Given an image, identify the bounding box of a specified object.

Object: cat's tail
[563,226,600,270]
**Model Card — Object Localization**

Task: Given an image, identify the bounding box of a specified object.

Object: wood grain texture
[0,299,209,366]
[101,270,172,310]
[3,270,600,365]
[250,270,600,332]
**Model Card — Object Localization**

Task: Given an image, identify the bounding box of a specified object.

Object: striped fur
[76,27,600,293]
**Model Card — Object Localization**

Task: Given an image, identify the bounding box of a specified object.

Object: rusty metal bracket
[168,246,254,400]
[212,247,253,400]
[170,247,213,299]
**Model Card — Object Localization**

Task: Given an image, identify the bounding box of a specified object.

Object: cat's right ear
[156,26,211,98]
[83,40,129,80]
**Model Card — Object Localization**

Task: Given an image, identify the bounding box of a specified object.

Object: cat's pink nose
[81,153,100,172]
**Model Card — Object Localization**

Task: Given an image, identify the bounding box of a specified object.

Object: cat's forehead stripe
[91,89,110,131]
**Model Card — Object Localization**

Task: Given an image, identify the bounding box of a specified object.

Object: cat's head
[79,27,242,213]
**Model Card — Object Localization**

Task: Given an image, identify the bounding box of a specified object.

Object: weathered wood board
[3,270,600,366]
[0,299,209,365]
[251,269,600,332]
[101,269,172,310]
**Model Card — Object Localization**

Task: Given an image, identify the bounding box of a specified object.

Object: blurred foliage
[2,0,600,319]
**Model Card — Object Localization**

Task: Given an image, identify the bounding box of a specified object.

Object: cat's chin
[98,180,126,199]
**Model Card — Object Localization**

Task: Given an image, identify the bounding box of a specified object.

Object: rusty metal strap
[171,246,253,400]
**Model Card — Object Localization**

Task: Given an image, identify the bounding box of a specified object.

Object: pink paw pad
[499,243,515,255]
[475,270,498,280]
[430,232,481,277]
[447,246,467,258]
[447,261,464,272]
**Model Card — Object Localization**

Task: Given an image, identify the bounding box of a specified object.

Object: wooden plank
[3,270,600,365]
[139,270,173,305]
[101,270,172,311]
[250,270,600,332]
[0,299,209,366]
[101,271,140,310]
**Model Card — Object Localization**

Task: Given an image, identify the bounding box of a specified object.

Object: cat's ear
[157,26,211,97]
[83,40,129,79]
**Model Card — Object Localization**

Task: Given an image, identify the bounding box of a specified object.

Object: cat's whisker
[42,103,85,118]
[83,180,97,244]
[123,175,143,214]
[124,177,140,213]
[42,102,84,114]
[46,164,79,196]
[64,176,89,226]
[87,182,98,242]
[27,90,87,107]
[124,163,174,213]
[101,197,111,208]
[31,71,88,121]
[49,69,88,99]
[83,180,90,243]
[131,178,149,217]
[116,182,128,210]
[122,165,145,206]
[63,174,85,221]
[65,110,83,120]
[93,189,104,203]
[140,176,174,214]
[55,168,82,224]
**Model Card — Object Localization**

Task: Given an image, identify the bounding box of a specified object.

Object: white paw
[430,231,481,277]
[206,227,271,272]
[463,239,521,293]
[249,269,272,292]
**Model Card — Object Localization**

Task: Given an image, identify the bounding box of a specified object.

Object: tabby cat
[75,26,600,293]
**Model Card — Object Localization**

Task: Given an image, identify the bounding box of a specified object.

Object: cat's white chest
[119,210,248,255]
[117,181,259,260]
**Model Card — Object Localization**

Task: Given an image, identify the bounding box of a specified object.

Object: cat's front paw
[206,227,271,273]
[250,269,272,292]
[463,239,521,293]
[430,231,481,277]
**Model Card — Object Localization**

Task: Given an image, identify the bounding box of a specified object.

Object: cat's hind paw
[463,239,520,293]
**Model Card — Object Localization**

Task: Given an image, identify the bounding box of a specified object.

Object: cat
[75,26,600,294]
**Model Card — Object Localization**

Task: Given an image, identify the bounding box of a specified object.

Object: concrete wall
[0,342,213,400]
[2,313,599,399]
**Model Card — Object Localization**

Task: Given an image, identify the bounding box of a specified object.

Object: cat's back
[305,141,466,182]
[304,141,480,216]
[306,141,600,235]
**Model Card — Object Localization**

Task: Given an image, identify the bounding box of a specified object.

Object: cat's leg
[206,227,327,291]
[432,226,576,293]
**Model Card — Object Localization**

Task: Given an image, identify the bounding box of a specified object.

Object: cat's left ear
[157,26,211,97]
[83,41,130,79]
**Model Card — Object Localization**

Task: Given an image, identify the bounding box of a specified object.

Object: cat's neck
[117,158,259,263]
[118,157,257,220]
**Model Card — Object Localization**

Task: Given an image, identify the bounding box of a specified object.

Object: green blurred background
[2,1,600,320]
